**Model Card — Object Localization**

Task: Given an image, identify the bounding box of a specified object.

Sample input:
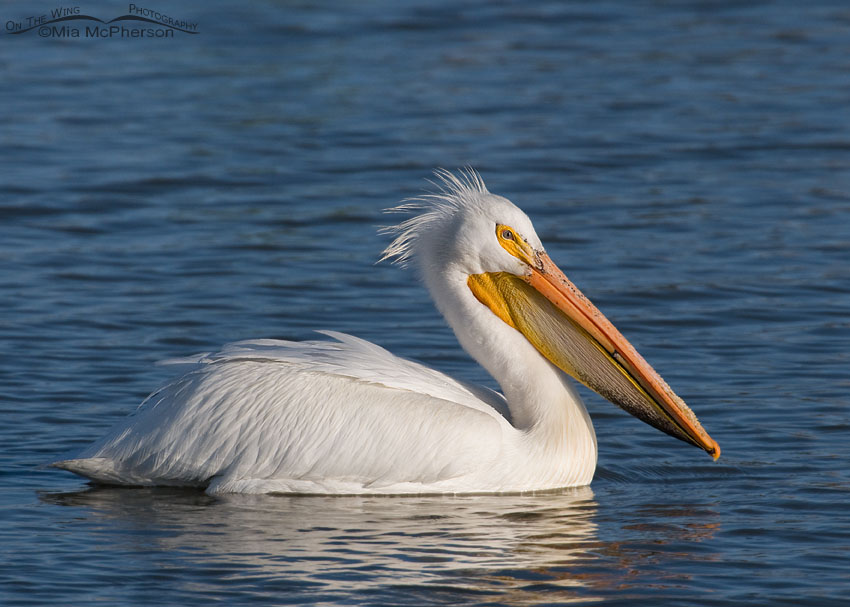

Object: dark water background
[2,1,849,605]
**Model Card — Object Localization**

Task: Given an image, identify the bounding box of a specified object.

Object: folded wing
[53,333,508,494]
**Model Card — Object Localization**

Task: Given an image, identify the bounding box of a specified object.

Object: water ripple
[3,1,850,605]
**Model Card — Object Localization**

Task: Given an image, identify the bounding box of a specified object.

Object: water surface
[2,1,849,605]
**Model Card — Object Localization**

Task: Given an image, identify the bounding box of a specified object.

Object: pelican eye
[496,224,532,265]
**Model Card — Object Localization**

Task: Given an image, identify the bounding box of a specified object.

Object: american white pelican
[54,170,719,494]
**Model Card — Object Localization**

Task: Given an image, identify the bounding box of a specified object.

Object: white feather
[378,168,489,267]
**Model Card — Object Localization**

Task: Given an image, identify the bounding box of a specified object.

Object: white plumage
[54,169,718,494]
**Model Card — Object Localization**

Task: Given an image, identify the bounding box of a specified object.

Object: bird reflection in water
[40,485,721,604]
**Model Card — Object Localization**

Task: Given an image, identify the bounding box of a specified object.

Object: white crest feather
[379,168,489,267]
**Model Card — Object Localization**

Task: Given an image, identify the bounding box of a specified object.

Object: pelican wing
[54,333,508,494]
[194,331,508,417]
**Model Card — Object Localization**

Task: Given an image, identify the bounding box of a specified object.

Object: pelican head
[382,169,719,459]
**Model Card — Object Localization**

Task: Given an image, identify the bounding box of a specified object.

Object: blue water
[2,1,849,605]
